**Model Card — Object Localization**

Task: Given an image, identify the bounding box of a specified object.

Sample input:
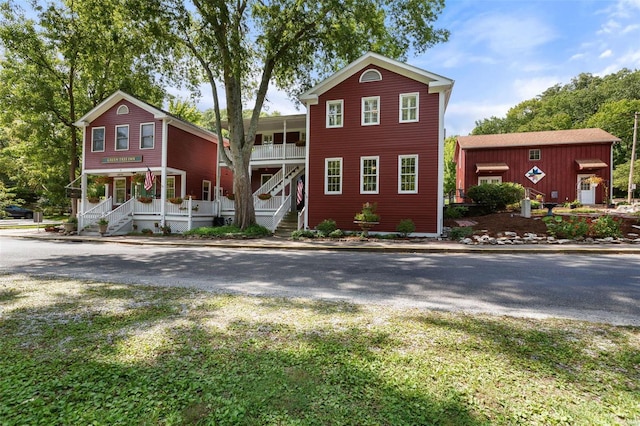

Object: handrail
[297,206,305,230]
[524,187,546,201]
[102,198,134,234]
[79,197,113,230]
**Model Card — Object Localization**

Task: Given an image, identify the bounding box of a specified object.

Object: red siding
[308,65,441,233]
[459,143,613,204]
[84,100,162,170]
[167,126,217,198]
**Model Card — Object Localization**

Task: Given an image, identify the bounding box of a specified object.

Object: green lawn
[1,274,638,425]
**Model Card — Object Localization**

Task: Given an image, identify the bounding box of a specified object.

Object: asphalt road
[1,236,639,325]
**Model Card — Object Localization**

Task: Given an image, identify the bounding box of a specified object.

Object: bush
[396,219,415,237]
[543,215,621,239]
[354,202,380,222]
[183,224,271,238]
[444,205,468,219]
[328,229,344,238]
[316,219,337,236]
[466,183,524,213]
[291,229,316,239]
[449,226,474,240]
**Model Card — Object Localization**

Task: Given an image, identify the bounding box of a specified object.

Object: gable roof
[457,128,620,150]
[73,90,219,143]
[298,52,454,107]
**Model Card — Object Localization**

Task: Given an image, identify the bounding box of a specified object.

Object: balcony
[220,143,306,166]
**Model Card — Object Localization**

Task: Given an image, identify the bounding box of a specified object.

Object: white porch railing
[222,144,305,164]
[298,206,306,230]
[254,164,302,196]
[256,195,292,231]
[131,198,217,216]
[79,197,113,230]
[102,198,135,234]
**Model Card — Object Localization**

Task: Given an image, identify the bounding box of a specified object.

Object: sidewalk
[3,227,640,254]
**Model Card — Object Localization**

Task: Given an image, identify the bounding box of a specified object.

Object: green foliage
[395,219,415,237]
[466,183,525,212]
[315,219,337,236]
[444,205,469,219]
[472,69,640,166]
[443,135,457,195]
[449,226,474,240]
[291,229,316,239]
[354,202,380,222]
[328,229,344,238]
[543,215,622,239]
[613,159,640,193]
[184,224,272,238]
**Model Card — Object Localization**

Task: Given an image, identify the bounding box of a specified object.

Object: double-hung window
[325,158,342,194]
[362,96,380,126]
[92,127,105,152]
[399,93,419,123]
[140,123,154,149]
[398,155,418,193]
[529,149,541,161]
[115,125,129,151]
[361,156,379,194]
[326,100,343,128]
[166,176,176,199]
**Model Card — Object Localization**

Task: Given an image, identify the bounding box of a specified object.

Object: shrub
[396,219,415,237]
[291,229,316,239]
[354,202,380,222]
[466,183,524,212]
[316,219,337,236]
[449,226,474,240]
[141,228,153,235]
[543,215,621,239]
[328,229,344,238]
[444,205,468,219]
[588,215,621,238]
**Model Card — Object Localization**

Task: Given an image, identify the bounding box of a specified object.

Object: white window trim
[478,176,502,185]
[114,177,127,204]
[91,127,105,152]
[398,154,419,194]
[359,68,382,83]
[529,149,541,161]
[361,96,380,126]
[116,105,129,115]
[115,124,129,151]
[139,122,155,150]
[262,134,274,145]
[202,180,211,201]
[399,93,419,123]
[326,100,344,128]
[324,157,343,195]
[360,156,379,194]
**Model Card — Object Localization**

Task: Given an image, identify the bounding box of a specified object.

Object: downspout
[215,135,221,214]
[80,123,87,214]
[282,118,287,204]
[436,91,446,238]
[304,107,311,229]
[610,140,615,205]
[161,118,171,226]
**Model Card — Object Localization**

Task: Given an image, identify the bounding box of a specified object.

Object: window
[478,176,502,185]
[202,180,211,201]
[362,96,380,126]
[261,174,273,186]
[359,69,382,83]
[398,155,418,193]
[262,134,274,146]
[529,149,541,161]
[361,156,379,194]
[399,93,419,123]
[115,125,129,150]
[116,105,129,115]
[325,158,342,194]
[91,127,105,152]
[326,100,343,128]
[166,176,176,199]
[140,123,154,149]
[114,178,126,204]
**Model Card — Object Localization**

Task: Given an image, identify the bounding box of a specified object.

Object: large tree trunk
[232,156,256,229]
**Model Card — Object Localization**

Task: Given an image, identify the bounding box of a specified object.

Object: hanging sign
[525,166,545,184]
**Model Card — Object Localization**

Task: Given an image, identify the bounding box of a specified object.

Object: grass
[1,274,639,425]
[183,224,272,238]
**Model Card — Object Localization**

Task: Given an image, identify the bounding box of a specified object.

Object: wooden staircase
[274,211,299,237]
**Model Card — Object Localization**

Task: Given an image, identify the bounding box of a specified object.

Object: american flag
[296,178,304,205]
[144,167,154,191]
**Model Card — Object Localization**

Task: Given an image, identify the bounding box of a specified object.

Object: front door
[114,177,127,204]
[578,175,595,205]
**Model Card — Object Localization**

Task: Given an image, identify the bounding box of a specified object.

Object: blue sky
[184,0,640,136]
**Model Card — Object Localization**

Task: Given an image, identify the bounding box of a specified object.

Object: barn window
[361,156,379,194]
[398,155,418,193]
[399,93,419,123]
[325,158,342,194]
[116,105,129,115]
[359,69,382,83]
[478,176,502,185]
[326,100,343,128]
[362,96,380,126]
[529,149,541,161]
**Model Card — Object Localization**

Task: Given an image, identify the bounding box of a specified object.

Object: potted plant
[63,216,77,232]
[295,139,306,147]
[131,173,145,184]
[258,193,272,200]
[168,197,183,204]
[226,194,235,200]
[94,175,110,185]
[354,202,380,237]
[97,218,109,235]
[137,196,153,203]
[87,196,100,204]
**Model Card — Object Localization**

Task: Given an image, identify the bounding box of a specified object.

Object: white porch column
[80,173,88,214]
[160,119,171,225]
[181,171,187,198]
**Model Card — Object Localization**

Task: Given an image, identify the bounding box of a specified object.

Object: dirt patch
[445,211,639,238]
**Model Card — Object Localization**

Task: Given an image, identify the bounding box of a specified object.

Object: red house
[455,128,620,205]
[74,91,225,235]
[299,52,454,236]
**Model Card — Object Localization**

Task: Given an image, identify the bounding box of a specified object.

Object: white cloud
[512,77,562,100]
[445,101,514,136]
[600,49,613,58]
[570,53,586,61]
[597,19,621,34]
[622,24,640,34]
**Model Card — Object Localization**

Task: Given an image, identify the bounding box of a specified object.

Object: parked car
[3,205,34,219]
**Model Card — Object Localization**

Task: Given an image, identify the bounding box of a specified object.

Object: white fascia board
[73,90,168,127]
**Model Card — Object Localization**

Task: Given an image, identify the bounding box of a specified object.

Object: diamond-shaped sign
[525,166,545,184]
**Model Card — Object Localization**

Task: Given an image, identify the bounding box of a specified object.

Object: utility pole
[628,112,638,204]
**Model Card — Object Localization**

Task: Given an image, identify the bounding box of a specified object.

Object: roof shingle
[457,128,620,150]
